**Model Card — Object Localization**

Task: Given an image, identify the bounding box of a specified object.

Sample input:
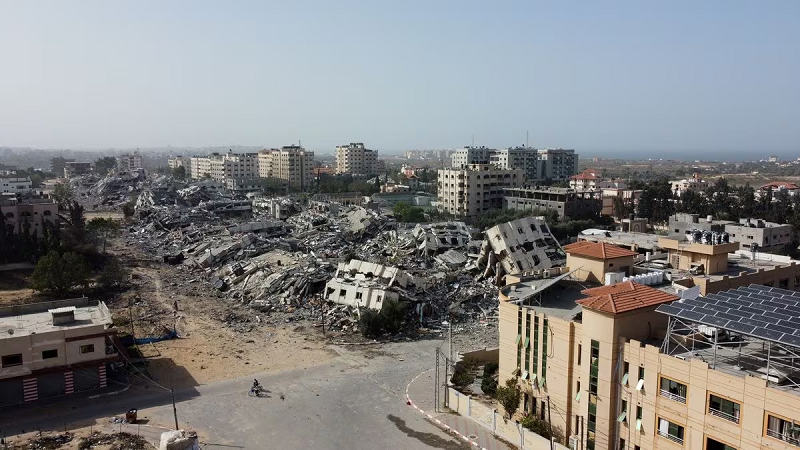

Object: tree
[30,251,90,297]
[52,182,74,208]
[97,257,129,291]
[171,165,187,180]
[94,156,117,175]
[495,377,521,419]
[393,202,426,223]
[87,217,119,253]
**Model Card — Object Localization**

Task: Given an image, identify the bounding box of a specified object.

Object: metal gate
[0,378,24,407]
[73,366,100,392]
[38,372,66,399]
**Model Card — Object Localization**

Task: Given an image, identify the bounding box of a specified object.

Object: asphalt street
[0,338,480,450]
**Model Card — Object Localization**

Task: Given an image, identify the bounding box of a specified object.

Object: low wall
[447,387,569,450]
[459,347,499,364]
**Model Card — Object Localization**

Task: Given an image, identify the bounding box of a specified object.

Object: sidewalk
[406,369,513,450]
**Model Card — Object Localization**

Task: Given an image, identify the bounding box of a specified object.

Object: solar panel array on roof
[655,284,800,349]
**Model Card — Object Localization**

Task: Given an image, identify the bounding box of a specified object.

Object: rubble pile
[121,177,565,341]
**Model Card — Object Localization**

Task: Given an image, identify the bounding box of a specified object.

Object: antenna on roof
[472,134,474,147]
[526,130,529,147]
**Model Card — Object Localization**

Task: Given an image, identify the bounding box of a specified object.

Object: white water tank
[605,271,625,286]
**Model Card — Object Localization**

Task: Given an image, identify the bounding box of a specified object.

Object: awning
[539,377,546,388]
[516,334,522,345]
[617,411,627,423]
[531,373,537,383]
[621,373,629,385]
[636,379,645,391]
[522,371,529,380]
[635,419,642,431]
[575,391,581,401]
[524,337,530,349]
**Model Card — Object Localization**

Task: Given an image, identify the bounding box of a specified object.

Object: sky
[0,1,798,158]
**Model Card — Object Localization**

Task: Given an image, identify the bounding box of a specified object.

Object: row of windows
[1,345,94,367]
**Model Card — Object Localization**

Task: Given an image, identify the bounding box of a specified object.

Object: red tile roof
[577,281,678,314]
[760,182,800,191]
[564,241,638,260]
[570,169,600,181]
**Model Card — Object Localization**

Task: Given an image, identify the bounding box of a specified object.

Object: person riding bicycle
[252,379,261,391]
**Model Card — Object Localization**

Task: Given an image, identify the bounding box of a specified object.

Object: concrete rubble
[118,176,566,341]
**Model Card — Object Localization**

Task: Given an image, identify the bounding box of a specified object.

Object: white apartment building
[258,145,315,189]
[189,155,212,179]
[336,143,380,177]
[490,147,541,182]
[451,146,494,169]
[0,177,33,195]
[116,152,143,172]
[437,164,523,217]
[167,156,186,169]
[671,173,708,195]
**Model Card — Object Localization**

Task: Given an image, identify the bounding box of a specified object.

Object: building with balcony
[167,156,186,170]
[436,164,523,218]
[258,145,315,189]
[503,187,603,220]
[451,146,494,169]
[0,298,117,406]
[670,173,708,195]
[116,152,143,172]
[725,218,793,252]
[536,148,578,182]
[570,168,627,191]
[335,143,380,177]
[63,162,92,179]
[498,274,800,450]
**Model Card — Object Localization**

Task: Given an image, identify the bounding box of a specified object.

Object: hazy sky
[1,1,798,156]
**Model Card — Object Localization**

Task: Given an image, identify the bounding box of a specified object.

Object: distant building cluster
[451,146,578,183]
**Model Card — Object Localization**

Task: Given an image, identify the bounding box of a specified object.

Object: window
[525,313,531,371]
[80,344,95,354]
[638,366,645,382]
[577,343,582,366]
[355,292,363,300]
[781,278,790,289]
[766,414,800,445]
[622,361,630,385]
[657,418,684,444]
[339,289,346,297]
[42,349,58,359]
[542,319,548,381]
[708,394,740,423]
[619,438,626,450]
[618,399,628,423]
[1,353,22,367]
[533,316,540,376]
[659,377,687,403]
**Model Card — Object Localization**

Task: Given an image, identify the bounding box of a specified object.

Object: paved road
[0,338,480,450]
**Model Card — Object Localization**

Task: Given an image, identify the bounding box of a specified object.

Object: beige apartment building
[498,243,800,450]
[258,145,314,189]
[335,142,379,177]
[436,164,523,218]
[0,298,117,406]
[63,161,92,178]
[1,197,58,234]
[116,152,143,172]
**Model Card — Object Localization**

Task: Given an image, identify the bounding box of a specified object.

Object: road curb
[405,369,488,450]
[89,384,132,399]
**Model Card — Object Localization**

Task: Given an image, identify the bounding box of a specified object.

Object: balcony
[767,429,800,446]
[658,430,684,445]
[708,407,739,424]
[660,389,686,404]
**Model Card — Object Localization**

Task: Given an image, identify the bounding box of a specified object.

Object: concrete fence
[448,388,569,450]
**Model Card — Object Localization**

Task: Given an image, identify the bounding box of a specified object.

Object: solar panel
[656,284,800,349]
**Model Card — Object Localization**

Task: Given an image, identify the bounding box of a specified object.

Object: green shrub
[451,367,475,387]
[483,362,499,378]
[481,376,497,396]
[359,309,383,338]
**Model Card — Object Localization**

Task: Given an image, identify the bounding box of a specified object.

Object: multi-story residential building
[724,218,793,252]
[258,145,315,189]
[63,162,92,179]
[536,148,578,182]
[490,146,542,182]
[0,298,117,406]
[503,187,603,220]
[451,146,494,169]
[189,155,213,179]
[167,156,186,170]
[50,158,75,178]
[0,177,33,195]
[570,168,627,191]
[499,241,800,450]
[1,197,59,234]
[436,164,523,218]
[208,151,259,182]
[116,152,143,172]
[671,173,708,195]
[335,143,380,177]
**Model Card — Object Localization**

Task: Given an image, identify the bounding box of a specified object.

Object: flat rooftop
[578,231,661,252]
[0,301,111,338]
[698,252,799,282]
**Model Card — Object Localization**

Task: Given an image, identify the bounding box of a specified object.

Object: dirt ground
[112,240,336,388]
[0,268,38,305]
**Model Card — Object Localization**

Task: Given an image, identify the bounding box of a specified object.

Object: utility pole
[171,389,179,430]
[129,297,135,337]
[321,300,325,336]
[448,317,453,363]
[547,396,554,450]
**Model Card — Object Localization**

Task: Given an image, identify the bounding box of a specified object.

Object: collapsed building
[478,216,567,283]
[325,259,413,310]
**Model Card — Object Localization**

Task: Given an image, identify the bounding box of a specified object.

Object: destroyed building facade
[324,260,412,310]
[480,216,566,280]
